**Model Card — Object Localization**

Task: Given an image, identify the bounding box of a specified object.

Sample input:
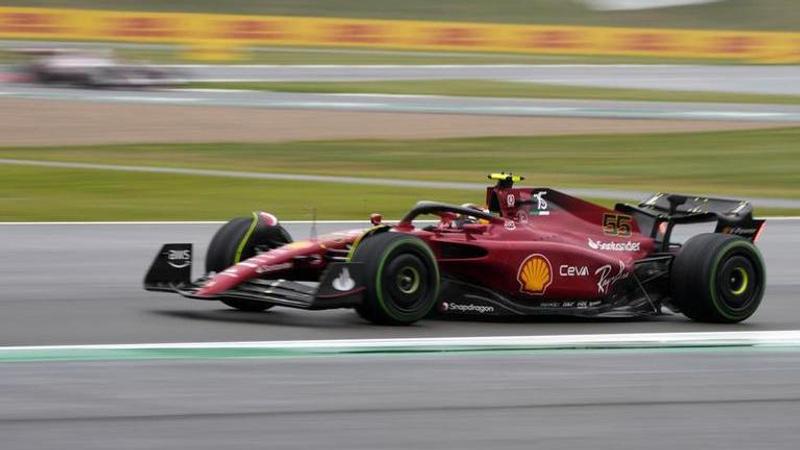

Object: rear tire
[671,233,765,323]
[205,215,292,312]
[351,232,439,325]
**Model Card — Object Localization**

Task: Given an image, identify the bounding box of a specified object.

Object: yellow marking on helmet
[488,173,524,182]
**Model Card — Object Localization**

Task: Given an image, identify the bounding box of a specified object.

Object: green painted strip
[2,343,800,363]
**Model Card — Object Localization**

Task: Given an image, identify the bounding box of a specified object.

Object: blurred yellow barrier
[0,6,797,62]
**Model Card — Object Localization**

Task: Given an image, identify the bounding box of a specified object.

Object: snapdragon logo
[441,302,495,314]
[587,238,641,252]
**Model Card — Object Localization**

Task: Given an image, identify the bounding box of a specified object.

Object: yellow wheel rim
[730,267,749,296]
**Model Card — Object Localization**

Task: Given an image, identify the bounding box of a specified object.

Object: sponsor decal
[559,265,589,277]
[530,29,578,49]
[166,248,191,269]
[587,237,641,252]
[110,16,175,38]
[0,7,798,65]
[516,210,529,223]
[428,26,484,47]
[595,261,629,295]
[0,11,62,34]
[441,302,495,314]
[602,213,633,237]
[330,22,384,44]
[506,194,516,207]
[721,225,758,236]
[530,190,550,216]
[331,267,356,291]
[255,262,292,275]
[504,220,516,231]
[517,254,553,295]
[221,19,284,40]
[540,300,602,309]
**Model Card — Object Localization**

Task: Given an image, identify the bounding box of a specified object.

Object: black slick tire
[205,215,292,312]
[351,232,439,325]
[670,233,765,323]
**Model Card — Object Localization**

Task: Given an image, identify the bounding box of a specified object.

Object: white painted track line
[4,330,800,352]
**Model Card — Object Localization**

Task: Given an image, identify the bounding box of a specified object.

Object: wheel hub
[396,266,420,295]
[729,267,749,296]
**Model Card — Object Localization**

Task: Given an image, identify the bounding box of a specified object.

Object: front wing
[144,244,365,310]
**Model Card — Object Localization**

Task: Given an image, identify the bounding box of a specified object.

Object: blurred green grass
[6,0,799,31]
[2,128,797,198]
[1,165,794,221]
[0,166,473,221]
[187,80,800,105]
[0,127,798,221]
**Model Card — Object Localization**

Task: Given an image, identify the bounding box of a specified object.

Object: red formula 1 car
[145,174,767,325]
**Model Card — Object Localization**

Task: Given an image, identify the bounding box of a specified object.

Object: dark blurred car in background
[13,48,182,88]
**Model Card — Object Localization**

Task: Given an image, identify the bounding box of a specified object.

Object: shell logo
[517,254,552,295]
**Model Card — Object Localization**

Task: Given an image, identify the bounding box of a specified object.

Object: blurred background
[0,0,798,221]
[2,2,800,450]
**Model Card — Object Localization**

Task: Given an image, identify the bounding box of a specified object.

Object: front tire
[351,232,439,325]
[671,233,765,323]
[205,214,292,312]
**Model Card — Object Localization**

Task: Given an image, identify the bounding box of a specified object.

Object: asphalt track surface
[1,220,797,346]
[3,351,800,450]
[5,63,799,94]
[1,221,799,449]
[2,83,800,123]
[177,64,800,96]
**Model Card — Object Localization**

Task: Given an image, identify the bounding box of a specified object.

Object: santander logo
[587,237,641,252]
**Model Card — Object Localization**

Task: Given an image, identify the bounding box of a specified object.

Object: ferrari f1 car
[145,174,767,325]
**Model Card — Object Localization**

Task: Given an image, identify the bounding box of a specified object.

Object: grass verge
[0,166,472,221]
[1,127,798,199]
[2,165,795,221]
[187,79,800,105]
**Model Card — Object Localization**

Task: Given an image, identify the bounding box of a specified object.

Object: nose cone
[194,240,320,297]
[196,263,258,296]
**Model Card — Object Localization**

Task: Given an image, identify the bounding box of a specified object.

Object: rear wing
[615,193,765,251]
